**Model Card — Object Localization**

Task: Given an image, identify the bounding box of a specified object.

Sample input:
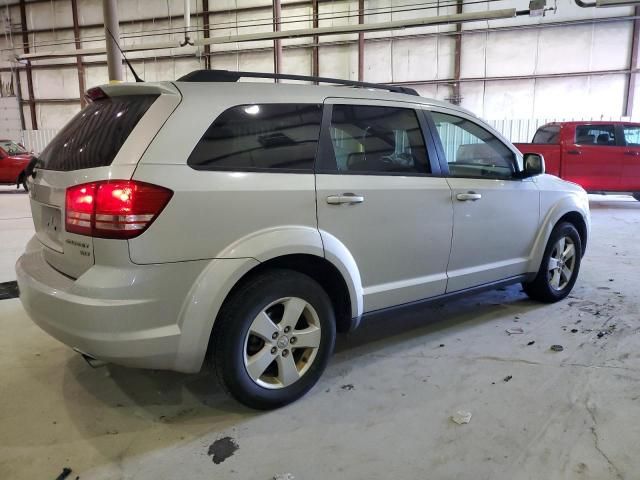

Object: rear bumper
[15,242,208,371]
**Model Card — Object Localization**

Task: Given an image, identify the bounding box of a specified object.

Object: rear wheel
[213,269,336,410]
[633,193,640,201]
[523,222,582,303]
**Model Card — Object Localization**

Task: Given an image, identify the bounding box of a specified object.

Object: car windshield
[0,140,27,155]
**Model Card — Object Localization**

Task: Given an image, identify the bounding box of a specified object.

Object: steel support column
[18,0,37,129]
[103,0,123,82]
[202,0,211,69]
[625,6,640,117]
[312,0,319,80]
[452,0,463,105]
[358,0,364,81]
[71,0,86,106]
[273,0,282,80]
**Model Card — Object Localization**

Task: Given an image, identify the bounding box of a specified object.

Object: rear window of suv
[38,94,158,171]
[187,103,322,172]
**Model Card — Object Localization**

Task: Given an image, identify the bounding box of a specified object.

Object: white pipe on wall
[181,0,194,46]
[17,8,517,61]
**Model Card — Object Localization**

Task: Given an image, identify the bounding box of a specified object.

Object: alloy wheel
[243,297,322,389]
[547,236,576,291]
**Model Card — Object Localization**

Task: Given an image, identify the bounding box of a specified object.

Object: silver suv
[16,70,590,409]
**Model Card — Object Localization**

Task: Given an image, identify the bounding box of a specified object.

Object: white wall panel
[36,103,80,130]
[32,68,79,100]
[318,44,357,80]
[482,79,535,118]
[485,29,538,77]
[364,40,392,82]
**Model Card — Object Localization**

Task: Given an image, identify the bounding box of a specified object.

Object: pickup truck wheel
[212,269,336,410]
[633,193,640,201]
[523,222,582,303]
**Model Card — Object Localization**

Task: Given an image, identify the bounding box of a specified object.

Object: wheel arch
[174,227,364,373]
[527,198,590,274]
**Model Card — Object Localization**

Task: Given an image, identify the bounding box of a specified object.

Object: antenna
[105,27,144,83]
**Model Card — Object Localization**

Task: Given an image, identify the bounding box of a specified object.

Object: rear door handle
[326,193,365,205]
[456,192,482,202]
[567,149,581,155]
[624,151,639,156]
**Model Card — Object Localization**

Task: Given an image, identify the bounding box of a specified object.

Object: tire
[522,222,582,303]
[633,193,640,202]
[213,269,336,410]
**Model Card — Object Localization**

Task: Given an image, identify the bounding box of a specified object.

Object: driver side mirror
[521,153,545,177]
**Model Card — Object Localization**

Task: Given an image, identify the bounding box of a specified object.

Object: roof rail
[177,69,420,96]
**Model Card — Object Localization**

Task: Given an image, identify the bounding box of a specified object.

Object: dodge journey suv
[16,70,590,409]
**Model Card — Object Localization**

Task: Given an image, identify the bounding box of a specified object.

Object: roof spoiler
[177,69,420,96]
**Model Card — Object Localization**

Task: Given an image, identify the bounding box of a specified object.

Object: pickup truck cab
[0,140,32,190]
[514,121,640,200]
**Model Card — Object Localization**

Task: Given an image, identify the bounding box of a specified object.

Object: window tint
[575,124,616,146]
[0,140,27,155]
[39,95,158,171]
[329,105,429,174]
[532,125,560,144]
[188,104,322,172]
[431,112,516,179]
[623,125,640,146]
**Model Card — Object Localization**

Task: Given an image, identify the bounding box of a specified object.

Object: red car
[514,121,640,201]
[0,140,32,190]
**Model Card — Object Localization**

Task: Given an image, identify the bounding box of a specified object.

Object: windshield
[0,140,27,155]
[38,94,158,171]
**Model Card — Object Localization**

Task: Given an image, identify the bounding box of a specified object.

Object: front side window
[431,112,516,179]
[328,105,430,174]
[623,125,640,146]
[575,124,616,146]
[532,125,560,144]
[188,104,322,172]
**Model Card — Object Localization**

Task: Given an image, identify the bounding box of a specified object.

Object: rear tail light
[65,180,173,239]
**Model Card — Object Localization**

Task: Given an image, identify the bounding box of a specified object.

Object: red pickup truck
[0,139,32,190]
[514,121,640,201]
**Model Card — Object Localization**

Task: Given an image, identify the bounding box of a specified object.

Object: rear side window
[623,125,640,146]
[187,104,322,172]
[575,124,616,146]
[532,125,560,144]
[328,105,430,174]
[39,95,158,171]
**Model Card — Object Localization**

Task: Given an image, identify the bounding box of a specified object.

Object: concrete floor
[1,185,639,480]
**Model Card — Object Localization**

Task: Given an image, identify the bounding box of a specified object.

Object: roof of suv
[171,80,475,116]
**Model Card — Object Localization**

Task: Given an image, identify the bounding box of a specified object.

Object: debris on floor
[341,384,354,391]
[273,474,295,480]
[451,411,472,425]
[503,375,513,382]
[571,329,578,333]
[207,436,239,464]
[506,327,524,335]
[55,467,73,480]
[527,341,535,346]
[550,345,564,352]
[439,344,445,348]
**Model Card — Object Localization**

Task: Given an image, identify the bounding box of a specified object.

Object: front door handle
[456,192,482,202]
[326,193,365,205]
[624,151,639,156]
[567,149,581,155]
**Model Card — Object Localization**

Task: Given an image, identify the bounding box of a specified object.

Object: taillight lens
[65,181,173,239]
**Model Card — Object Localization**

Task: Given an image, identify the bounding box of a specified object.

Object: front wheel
[213,269,336,410]
[633,192,640,201]
[523,222,582,303]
